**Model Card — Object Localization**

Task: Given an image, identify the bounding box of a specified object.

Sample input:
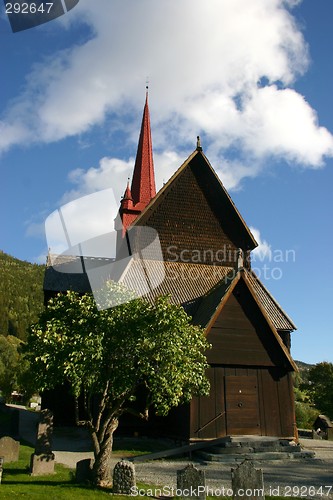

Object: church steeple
[121,179,134,210]
[130,88,156,209]
[118,90,156,237]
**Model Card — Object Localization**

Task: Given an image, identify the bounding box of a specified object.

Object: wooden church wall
[190,366,295,439]
[206,294,276,366]
[187,280,296,440]
[206,284,291,369]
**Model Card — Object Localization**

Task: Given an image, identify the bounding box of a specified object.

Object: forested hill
[0,251,45,340]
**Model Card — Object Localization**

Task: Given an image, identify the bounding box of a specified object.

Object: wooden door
[225,375,261,435]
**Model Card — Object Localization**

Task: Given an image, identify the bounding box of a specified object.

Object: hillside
[295,360,315,372]
[0,251,45,340]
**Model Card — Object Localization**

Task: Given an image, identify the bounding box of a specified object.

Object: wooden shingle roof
[245,270,297,331]
[119,259,234,316]
[44,255,115,293]
[193,269,296,332]
[131,149,258,253]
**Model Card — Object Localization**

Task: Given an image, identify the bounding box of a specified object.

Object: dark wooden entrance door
[225,375,261,435]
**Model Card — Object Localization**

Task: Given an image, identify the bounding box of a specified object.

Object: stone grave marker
[75,458,94,483]
[113,460,136,494]
[231,460,264,500]
[177,463,206,500]
[0,436,20,462]
[10,409,20,439]
[30,409,55,476]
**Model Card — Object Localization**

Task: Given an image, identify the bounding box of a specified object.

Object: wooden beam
[126,437,230,463]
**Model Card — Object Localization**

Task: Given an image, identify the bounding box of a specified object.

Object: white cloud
[239,86,333,165]
[59,150,183,205]
[62,157,134,204]
[2,0,333,190]
[250,227,273,261]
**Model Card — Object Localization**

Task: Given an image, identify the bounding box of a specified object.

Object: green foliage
[301,362,333,420]
[295,401,319,429]
[25,282,210,484]
[0,334,30,401]
[0,251,45,341]
[293,362,320,429]
[26,283,210,416]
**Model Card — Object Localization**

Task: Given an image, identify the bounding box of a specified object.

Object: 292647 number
[5,3,54,14]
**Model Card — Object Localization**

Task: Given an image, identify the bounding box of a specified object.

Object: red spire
[131,89,156,209]
[121,180,133,210]
[117,90,156,239]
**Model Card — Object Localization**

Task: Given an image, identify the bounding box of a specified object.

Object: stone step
[207,439,302,454]
[210,446,255,454]
[209,444,302,454]
[196,450,315,463]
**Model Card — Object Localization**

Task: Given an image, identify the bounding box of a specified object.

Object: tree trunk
[92,417,119,487]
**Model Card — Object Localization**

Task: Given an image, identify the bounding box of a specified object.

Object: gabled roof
[194,268,296,332]
[245,270,297,331]
[192,269,297,371]
[131,148,258,252]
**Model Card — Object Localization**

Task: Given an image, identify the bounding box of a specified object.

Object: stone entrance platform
[197,435,315,462]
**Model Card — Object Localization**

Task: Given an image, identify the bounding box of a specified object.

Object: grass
[0,442,124,499]
[113,436,173,457]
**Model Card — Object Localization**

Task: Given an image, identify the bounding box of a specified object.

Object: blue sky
[0,0,332,364]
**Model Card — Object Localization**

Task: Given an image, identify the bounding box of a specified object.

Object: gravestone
[75,458,94,483]
[0,457,4,484]
[231,460,264,500]
[177,464,206,500]
[113,460,136,495]
[10,409,20,439]
[30,409,55,476]
[0,436,20,462]
[314,415,332,440]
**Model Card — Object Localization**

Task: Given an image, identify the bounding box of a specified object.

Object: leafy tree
[295,400,319,429]
[25,283,210,486]
[0,335,30,401]
[301,362,333,419]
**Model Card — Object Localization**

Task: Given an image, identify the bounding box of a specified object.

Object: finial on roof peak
[196,135,202,151]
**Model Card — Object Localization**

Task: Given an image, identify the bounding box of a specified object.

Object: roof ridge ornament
[196,135,203,151]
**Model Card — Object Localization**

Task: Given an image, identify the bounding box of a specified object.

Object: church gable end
[134,152,255,268]
[206,279,294,370]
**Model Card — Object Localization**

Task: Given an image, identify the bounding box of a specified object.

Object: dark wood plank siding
[215,367,226,437]
[190,367,226,439]
[190,367,295,439]
[206,293,275,366]
[206,283,291,369]
[259,368,281,436]
[277,371,295,437]
[225,375,260,435]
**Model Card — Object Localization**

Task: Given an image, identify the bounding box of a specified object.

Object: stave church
[44,92,298,440]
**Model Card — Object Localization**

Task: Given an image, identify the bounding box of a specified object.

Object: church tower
[117,89,156,240]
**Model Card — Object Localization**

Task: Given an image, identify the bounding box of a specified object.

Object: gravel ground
[13,405,333,498]
[53,438,333,499]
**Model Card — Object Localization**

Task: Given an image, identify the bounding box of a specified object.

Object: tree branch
[95,379,110,434]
